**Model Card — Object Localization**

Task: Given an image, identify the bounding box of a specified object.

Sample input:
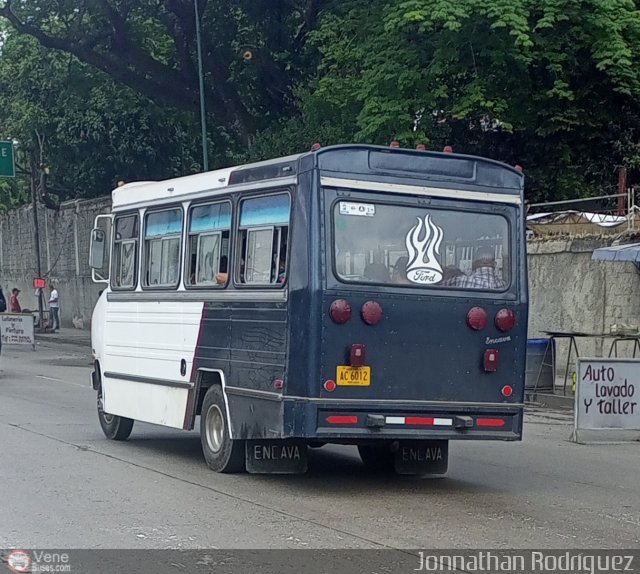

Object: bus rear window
[333,201,510,291]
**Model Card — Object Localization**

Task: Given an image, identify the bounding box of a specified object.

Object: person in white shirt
[48,284,60,331]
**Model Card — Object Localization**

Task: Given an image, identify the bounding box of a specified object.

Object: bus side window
[111,214,139,289]
[143,208,183,289]
[237,193,290,286]
[186,201,232,287]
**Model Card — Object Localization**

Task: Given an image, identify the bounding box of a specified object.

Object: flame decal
[405,214,444,285]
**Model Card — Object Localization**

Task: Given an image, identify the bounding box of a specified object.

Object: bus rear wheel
[97,386,134,441]
[358,444,395,472]
[200,386,245,473]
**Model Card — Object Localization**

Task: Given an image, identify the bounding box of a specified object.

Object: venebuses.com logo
[3,550,71,573]
[6,550,31,573]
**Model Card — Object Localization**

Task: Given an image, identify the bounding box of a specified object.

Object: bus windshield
[333,200,510,291]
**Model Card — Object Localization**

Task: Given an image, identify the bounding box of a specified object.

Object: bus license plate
[336,366,371,386]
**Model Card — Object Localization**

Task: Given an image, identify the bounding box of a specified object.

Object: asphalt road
[1,340,639,550]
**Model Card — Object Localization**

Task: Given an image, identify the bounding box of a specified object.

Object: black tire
[358,444,395,472]
[200,385,245,473]
[97,384,134,441]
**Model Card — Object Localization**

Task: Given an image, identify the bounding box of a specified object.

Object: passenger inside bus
[441,266,464,286]
[455,246,506,290]
[363,262,389,283]
[391,256,410,284]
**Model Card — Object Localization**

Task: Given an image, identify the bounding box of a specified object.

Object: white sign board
[574,358,640,442]
[0,313,35,348]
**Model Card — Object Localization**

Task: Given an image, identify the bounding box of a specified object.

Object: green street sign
[0,141,16,177]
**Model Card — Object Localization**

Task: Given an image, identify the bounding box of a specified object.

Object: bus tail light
[324,380,337,392]
[502,385,513,397]
[350,344,366,367]
[484,349,499,372]
[327,415,358,425]
[467,307,488,330]
[330,299,352,324]
[477,418,506,428]
[361,301,383,325]
[495,308,516,332]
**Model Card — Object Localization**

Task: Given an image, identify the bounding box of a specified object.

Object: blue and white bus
[89,144,528,475]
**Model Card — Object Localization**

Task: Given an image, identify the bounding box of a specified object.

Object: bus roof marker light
[390,141,400,148]
[515,164,523,173]
[311,143,321,151]
[495,308,516,332]
[361,301,383,326]
[467,307,488,330]
[416,144,426,151]
[274,379,284,390]
[330,299,352,324]
[443,145,453,153]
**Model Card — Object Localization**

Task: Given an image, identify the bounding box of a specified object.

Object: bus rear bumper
[303,403,523,441]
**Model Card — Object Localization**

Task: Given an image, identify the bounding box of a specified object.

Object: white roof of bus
[111,153,304,210]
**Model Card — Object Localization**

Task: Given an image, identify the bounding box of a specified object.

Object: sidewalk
[35,327,91,348]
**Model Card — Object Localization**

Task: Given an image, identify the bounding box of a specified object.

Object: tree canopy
[1,0,639,205]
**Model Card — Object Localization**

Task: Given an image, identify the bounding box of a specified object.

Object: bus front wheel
[97,386,134,441]
[200,386,245,473]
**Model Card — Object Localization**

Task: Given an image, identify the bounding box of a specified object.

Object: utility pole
[194,0,209,172]
[30,152,44,328]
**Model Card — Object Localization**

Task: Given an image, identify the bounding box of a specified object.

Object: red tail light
[477,418,506,428]
[502,385,513,397]
[484,349,499,372]
[361,301,383,325]
[326,415,358,425]
[350,344,366,367]
[330,299,352,324]
[324,380,337,392]
[467,307,488,330]
[495,308,516,332]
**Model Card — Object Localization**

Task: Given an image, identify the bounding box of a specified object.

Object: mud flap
[394,440,449,475]
[246,440,308,474]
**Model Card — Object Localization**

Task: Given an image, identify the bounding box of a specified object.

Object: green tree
[0,27,205,204]
[299,0,640,200]
[0,0,324,147]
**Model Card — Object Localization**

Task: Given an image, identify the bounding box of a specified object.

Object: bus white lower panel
[103,377,189,429]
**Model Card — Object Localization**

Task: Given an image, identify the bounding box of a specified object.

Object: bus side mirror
[90,229,106,269]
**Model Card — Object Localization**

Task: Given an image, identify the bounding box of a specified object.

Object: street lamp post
[194,0,209,172]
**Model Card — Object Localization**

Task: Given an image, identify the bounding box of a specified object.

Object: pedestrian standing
[10,288,21,313]
[48,284,60,331]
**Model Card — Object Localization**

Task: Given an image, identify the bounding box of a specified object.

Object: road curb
[525,391,574,410]
[35,334,92,348]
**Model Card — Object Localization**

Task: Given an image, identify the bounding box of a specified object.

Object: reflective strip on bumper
[385,416,453,426]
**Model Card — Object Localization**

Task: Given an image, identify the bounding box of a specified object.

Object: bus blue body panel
[191,145,527,444]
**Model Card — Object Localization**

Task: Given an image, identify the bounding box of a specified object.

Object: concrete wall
[2,197,640,342]
[528,237,640,361]
[0,197,111,329]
